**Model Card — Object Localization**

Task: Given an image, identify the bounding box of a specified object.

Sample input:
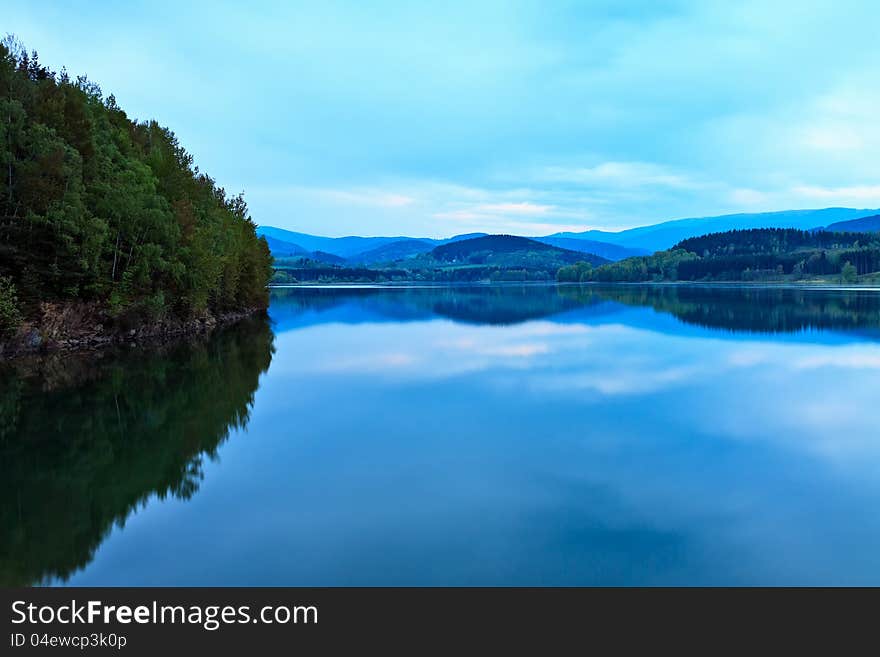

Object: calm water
[3,284,880,586]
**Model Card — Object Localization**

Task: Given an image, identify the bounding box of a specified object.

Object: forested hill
[561,227,880,283]
[428,234,608,267]
[0,38,272,342]
[674,228,869,257]
[824,214,880,233]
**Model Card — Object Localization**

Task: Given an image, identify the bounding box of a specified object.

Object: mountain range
[824,213,880,233]
[546,207,880,252]
[257,226,646,264]
[258,207,880,265]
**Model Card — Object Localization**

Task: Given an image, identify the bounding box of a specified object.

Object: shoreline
[0,304,266,360]
[270,280,880,290]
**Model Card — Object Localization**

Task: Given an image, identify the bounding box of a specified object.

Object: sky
[6,0,880,237]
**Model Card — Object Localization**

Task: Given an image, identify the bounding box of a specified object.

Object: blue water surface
[5,284,880,585]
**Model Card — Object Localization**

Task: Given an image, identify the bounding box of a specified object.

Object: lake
[3,284,880,586]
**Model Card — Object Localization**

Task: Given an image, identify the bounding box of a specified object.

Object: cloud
[433,210,485,222]
[324,190,415,208]
[432,199,584,233]
[301,187,416,208]
[536,161,700,190]
[432,210,588,235]
[21,1,880,236]
[474,202,554,215]
[248,185,416,207]
[791,185,880,205]
[728,188,772,207]
[800,125,864,153]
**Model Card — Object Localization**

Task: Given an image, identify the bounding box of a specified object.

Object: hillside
[263,236,309,257]
[310,251,348,265]
[259,209,880,263]
[273,234,609,283]
[256,226,491,259]
[348,239,435,264]
[260,225,633,262]
[824,214,880,233]
[432,235,556,259]
[425,235,608,268]
[549,208,880,252]
[674,228,868,256]
[0,40,272,348]
[534,236,649,261]
[570,228,880,283]
[257,227,405,258]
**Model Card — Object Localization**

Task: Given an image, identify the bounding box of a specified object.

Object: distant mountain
[426,234,609,268]
[550,208,880,252]
[257,226,404,258]
[257,226,490,258]
[439,232,490,244]
[260,208,880,263]
[262,235,310,257]
[824,214,880,233]
[262,233,348,265]
[348,239,435,264]
[534,236,648,261]
[310,251,348,266]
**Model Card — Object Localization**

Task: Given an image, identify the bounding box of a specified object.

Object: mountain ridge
[824,214,880,233]
[259,207,880,262]
[422,234,609,268]
[548,208,880,252]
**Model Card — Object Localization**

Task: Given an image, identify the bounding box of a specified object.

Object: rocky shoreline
[0,301,265,359]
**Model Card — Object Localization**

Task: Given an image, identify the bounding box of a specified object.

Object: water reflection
[271,284,880,337]
[4,285,880,585]
[585,285,880,335]
[0,318,273,585]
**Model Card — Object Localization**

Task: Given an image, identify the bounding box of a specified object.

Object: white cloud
[791,185,880,205]
[432,211,588,235]
[248,185,416,208]
[474,202,554,215]
[536,161,700,190]
[309,188,416,208]
[728,188,772,207]
[800,124,864,153]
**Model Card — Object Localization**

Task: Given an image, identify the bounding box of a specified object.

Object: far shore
[270,280,880,290]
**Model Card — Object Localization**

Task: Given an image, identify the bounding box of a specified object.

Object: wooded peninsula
[0,39,272,353]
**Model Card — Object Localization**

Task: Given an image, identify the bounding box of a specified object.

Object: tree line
[0,38,272,336]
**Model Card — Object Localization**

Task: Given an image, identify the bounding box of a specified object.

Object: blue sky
[7,1,880,237]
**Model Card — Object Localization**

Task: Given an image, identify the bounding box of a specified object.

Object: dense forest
[272,263,557,283]
[0,38,272,341]
[559,228,880,283]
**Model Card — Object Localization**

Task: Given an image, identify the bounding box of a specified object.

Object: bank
[0,302,266,359]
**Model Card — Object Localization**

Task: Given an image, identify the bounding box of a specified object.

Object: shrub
[0,276,23,337]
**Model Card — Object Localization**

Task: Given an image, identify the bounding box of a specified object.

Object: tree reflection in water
[0,317,274,586]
